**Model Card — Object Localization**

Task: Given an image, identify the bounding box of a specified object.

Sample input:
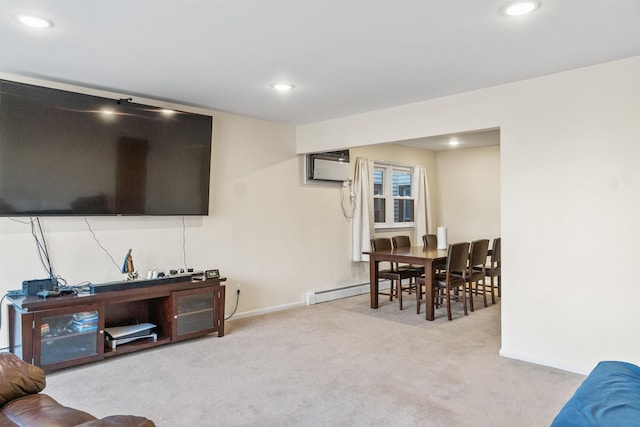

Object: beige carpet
[45,293,584,426]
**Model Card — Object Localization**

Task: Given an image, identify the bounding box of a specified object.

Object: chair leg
[497,275,501,298]
[490,274,496,304]
[446,289,452,321]
[468,281,474,312]
[462,285,468,316]
[479,277,488,308]
[397,280,403,310]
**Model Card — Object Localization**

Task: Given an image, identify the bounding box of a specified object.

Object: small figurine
[121,249,137,280]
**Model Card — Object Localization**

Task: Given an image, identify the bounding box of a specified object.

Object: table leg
[369,258,379,309]
[425,260,435,321]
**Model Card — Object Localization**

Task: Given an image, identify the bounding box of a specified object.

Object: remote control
[37,289,60,299]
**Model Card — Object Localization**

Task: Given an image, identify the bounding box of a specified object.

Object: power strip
[7,289,25,297]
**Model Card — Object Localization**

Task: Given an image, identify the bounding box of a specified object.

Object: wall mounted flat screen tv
[0,79,213,216]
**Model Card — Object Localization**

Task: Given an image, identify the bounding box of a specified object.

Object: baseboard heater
[305,280,391,305]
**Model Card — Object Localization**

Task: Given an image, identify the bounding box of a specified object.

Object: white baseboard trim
[228,281,390,321]
[499,349,589,375]
[304,281,391,305]
[229,301,305,320]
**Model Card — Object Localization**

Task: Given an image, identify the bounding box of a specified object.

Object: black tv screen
[0,79,212,216]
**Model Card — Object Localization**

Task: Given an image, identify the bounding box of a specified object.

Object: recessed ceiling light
[271,83,295,92]
[15,14,53,29]
[502,1,541,16]
[448,139,460,147]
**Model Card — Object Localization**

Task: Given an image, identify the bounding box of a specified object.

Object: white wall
[297,56,640,374]
[2,57,638,374]
[0,75,366,350]
[436,145,501,243]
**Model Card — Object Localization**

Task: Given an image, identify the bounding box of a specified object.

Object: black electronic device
[88,273,195,294]
[6,289,25,297]
[205,269,220,279]
[36,289,60,299]
[22,278,56,296]
[0,79,213,216]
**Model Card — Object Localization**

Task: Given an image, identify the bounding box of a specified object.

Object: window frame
[373,163,415,230]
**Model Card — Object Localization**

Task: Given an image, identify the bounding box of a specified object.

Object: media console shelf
[7,277,225,372]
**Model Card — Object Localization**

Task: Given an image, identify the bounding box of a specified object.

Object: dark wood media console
[7,277,225,372]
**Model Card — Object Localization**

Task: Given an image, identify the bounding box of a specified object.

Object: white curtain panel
[352,157,374,262]
[413,165,432,245]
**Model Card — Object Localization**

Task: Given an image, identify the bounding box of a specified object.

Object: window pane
[374,198,385,222]
[393,171,412,197]
[373,170,384,196]
[394,199,414,222]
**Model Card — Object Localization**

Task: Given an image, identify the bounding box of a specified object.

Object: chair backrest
[371,237,392,252]
[469,239,490,268]
[492,237,501,264]
[422,234,437,248]
[392,235,411,249]
[371,238,396,270]
[447,242,470,275]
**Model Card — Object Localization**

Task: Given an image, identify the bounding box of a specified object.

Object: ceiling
[1,1,639,130]
[392,128,501,152]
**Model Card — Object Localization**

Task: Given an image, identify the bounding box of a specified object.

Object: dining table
[363,245,448,320]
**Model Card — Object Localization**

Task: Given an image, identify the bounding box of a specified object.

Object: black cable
[84,217,121,272]
[29,217,48,275]
[36,218,53,278]
[181,216,188,270]
[9,216,58,283]
[36,218,54,279]
[9,217,44,272]
[225,290,240,321]
[70,281,92,294]
[30,217,54,279]
[7,217,32,225]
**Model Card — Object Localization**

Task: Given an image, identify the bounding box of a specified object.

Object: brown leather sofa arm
[76,415,156,427]
[0,353,46,405]
[0,353,155,427]
[2,394,96,426]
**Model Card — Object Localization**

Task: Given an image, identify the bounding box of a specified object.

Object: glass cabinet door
[173,289,215,339]
[36,306,102,367]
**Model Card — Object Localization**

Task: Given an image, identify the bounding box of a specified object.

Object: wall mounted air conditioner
[305,150,350,184]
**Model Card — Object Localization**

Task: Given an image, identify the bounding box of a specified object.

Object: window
[373,163,414,228]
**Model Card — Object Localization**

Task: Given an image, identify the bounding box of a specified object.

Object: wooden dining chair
[422,234,438,248]
[475,237,501,304]
[466,239,490,311]
[391,235,424,275]
[417,242,470,320]
[422,233,446,273]
[370,237,420,310]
